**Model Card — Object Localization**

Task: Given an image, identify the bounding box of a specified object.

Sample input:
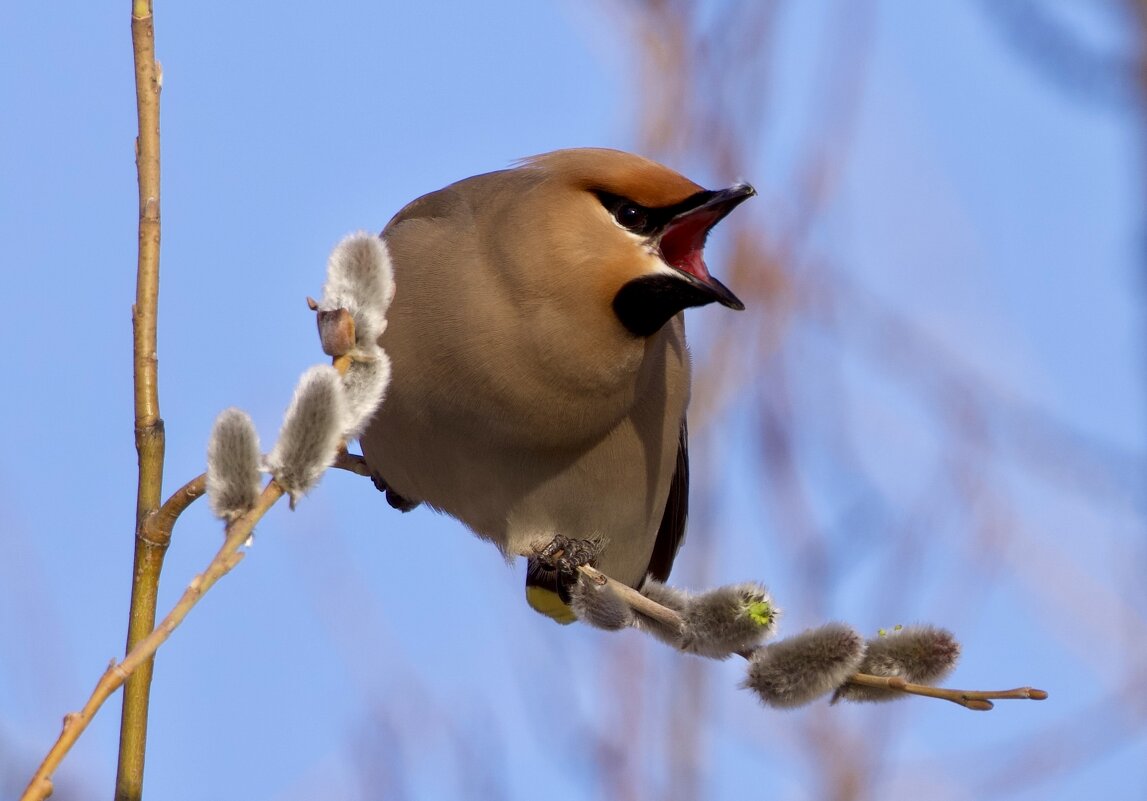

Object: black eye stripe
[595,190,718,237]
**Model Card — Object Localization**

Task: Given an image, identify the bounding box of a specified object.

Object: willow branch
[20,481,285,801]
[333,450,373,476]
[843,673,1048,711]
[577,565,1047,711]
[578,565,684,630]
[118,2,167,799]
[144,472,206,539]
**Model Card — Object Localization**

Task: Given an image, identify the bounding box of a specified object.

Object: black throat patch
[613,273,722,337]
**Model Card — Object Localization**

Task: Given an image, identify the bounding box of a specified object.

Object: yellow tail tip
[526,585,577,625]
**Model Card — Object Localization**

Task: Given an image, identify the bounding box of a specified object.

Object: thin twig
[144,452,374,544]
[577,565,1048,711]
[578,565,684,631]
[843,673,1048,711]
[140,473,206,544]
[118,2,166,799]
[333,450,373,477]
[20,481,285,801]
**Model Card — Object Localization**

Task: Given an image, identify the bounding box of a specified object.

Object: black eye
[596,191,661,235]
[617,203,647,231]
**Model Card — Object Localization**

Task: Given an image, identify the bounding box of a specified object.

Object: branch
[20,481,285,801]
[843,673,1048,712]
[578,565,684,631]
[577,565,1047,711]
[22,318,381,798]
[118,2,167,799]
[333,449,373,477]
[141,473,206,544]
[143,452,362,544]
[31,244,393,795]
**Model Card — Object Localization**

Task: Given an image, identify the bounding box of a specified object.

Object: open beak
[656,182,756,311]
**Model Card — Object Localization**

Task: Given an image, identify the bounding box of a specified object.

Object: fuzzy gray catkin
[570,575,633,630]
[679,582,778,659]
[266,365,349,505]
[320,232,395,350]
[631,579,691,646]
[206,407,262,522]
[743,622,865,709]
[832,625,961,703]
[340,349,391,440]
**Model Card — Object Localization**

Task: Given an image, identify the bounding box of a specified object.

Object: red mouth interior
[658,209,720,282]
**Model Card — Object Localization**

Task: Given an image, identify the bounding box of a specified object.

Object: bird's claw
[535,534,602,579]
[370,471,420,512]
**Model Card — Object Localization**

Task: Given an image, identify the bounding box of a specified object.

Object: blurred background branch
[594,1,1147,799]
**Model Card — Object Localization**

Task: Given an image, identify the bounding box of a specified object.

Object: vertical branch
[117,2,166,800]
[19,482,285,801]
[1131,0,1147,458]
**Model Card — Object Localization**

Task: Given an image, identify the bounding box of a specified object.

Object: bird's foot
[369,471,420,512]
[534,534,603,580]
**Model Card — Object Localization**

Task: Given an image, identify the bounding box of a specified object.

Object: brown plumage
[359,148,753,619]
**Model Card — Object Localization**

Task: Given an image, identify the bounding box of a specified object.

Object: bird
[358,147,754,623]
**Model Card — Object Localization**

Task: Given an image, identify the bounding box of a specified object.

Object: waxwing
[359,148,754,623]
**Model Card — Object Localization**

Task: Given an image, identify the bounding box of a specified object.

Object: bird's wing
[524,421,689,621]
[644,420,689,583]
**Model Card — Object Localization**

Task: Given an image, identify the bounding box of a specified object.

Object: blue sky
[2,2,1144,799]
